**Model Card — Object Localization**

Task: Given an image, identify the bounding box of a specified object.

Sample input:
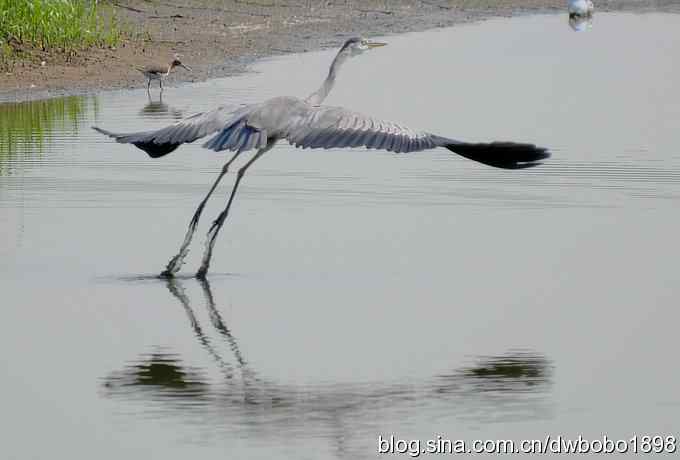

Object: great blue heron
[94,37,550,279]
[137,54,192,93]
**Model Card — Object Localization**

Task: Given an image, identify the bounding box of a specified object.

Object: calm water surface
[2,12,680,459]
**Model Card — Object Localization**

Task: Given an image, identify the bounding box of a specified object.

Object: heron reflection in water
[103,278,554,430]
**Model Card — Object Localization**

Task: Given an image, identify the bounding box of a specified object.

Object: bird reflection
[102,351,210,400]
[139,93,184,120]
[102,279,554,444]
[434,352,551,394]
[165,278,261,397]
[569,14,593,32]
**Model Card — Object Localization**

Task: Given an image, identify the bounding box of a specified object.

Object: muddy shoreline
[1,0,677,103]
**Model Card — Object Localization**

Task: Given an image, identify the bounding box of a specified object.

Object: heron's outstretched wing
[284,105,549,169]
[285,106,437,153]
[93,105,249,158]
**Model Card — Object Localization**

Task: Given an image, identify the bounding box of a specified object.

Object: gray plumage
[93,36,550,278]
[94,96,546,166]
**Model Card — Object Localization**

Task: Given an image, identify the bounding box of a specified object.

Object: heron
[93,37,550,279]
[568,0,594,18]
[137,54,192,93]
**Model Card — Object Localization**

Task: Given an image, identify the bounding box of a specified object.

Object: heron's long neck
[305,50,349,106]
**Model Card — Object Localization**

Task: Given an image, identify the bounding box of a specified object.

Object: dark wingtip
[446,142,550,169]
[92,125,179,158]
[133,141,181,158]
[92,126,114,137]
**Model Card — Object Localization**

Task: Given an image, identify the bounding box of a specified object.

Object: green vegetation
[0,95,100,176]
[0,0,122,68]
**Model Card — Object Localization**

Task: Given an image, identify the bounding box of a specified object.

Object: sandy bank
[1,0,676,103]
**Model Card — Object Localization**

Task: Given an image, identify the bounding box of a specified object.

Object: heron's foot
[195,266,208,280]
[159,269,175,278]
[195,251,212,279]
[162,249,189,278]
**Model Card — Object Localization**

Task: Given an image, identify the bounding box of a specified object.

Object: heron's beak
[367,41,387,49]
[181,64,192,71]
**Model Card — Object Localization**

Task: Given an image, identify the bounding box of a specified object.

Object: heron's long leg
[198,279,248,368]
[198,278,259,389]
[165,278,236,379]
[196,141,275,279]
[161,150,244,277]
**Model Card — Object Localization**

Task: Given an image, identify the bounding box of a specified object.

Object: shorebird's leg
[196,141,275,279]
[161,150,244,277]
[159,78,163,92]
[147,79,151,94]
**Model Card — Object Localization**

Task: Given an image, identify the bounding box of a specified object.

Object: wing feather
[95,97,549,169]
[283,104,549,168]
[395,134,406,153]
[354,127,373,148]
[366,131,381,150]
[287,107,435,153]
[92,104,246,157]
[202,118,267,153]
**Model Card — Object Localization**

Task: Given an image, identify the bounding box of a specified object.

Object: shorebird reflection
[139,93,184,120]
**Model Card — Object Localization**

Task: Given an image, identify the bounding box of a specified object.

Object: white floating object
[568,0,594,17]
[569,14,593,32]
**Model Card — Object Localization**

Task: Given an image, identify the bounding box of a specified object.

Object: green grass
[0,0,122,63]
[0,95,100,176]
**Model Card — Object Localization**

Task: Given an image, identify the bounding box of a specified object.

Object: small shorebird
[137,54,192,93]
[568,0,594,17]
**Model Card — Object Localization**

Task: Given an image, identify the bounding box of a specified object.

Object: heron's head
[170,54,192,72]
[340,37,387,58]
